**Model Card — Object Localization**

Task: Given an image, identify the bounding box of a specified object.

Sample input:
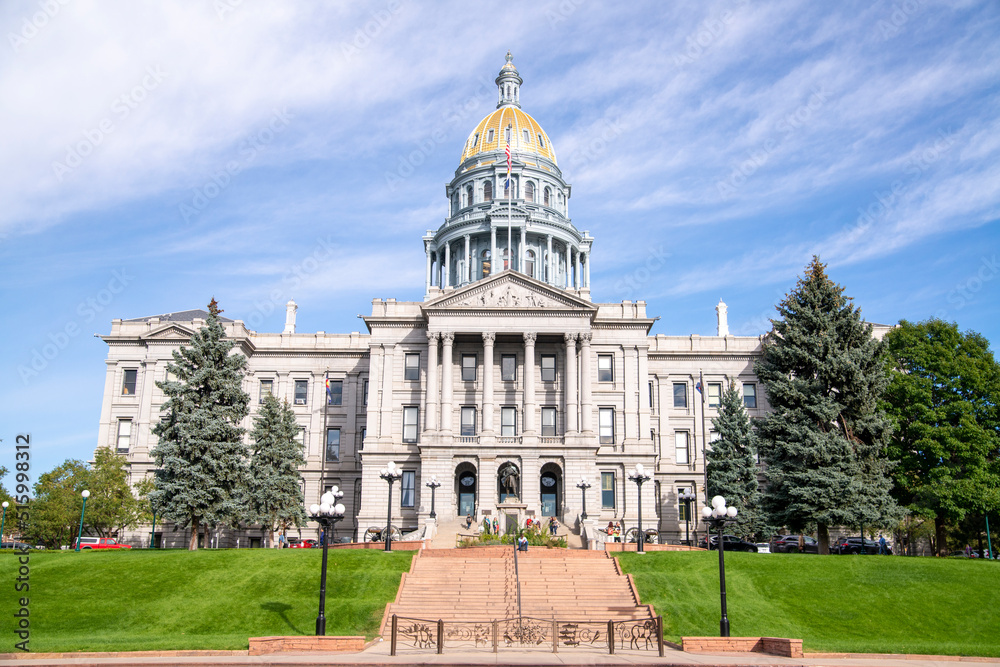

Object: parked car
[289,539,317,549]
[700,534,759,552]
[0,541,33,550]
[770,534,819,554]
[832,536,889,555]
[76,537,131,550]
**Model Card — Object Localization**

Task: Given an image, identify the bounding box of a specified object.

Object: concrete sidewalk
[2,640,999,667]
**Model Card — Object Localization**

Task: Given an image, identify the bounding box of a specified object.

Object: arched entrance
[497,461,520,503]
[539,463,562,517]
[455,463,477,517]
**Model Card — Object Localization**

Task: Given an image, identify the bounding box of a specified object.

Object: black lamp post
[309,486,345,636]
[628,464,651,553]
[1,502,9,543]
[701,495,739,637]
[380,462,402,552]
[426,476,440,519]
[75,490,90,551]
[678,491,696,546]
[576,477,591,520]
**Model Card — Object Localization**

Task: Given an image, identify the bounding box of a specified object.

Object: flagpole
[507,124,512,271]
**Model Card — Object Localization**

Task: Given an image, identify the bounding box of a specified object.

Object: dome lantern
[496,50,522,109]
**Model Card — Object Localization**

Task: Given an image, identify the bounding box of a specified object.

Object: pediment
[142,324,196,341]
[423,270,595,312]
[486,202,530,222]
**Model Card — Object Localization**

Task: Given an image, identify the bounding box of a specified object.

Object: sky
[2,0,998,483]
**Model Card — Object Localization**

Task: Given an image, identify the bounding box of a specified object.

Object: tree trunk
[935,517,947,556]
[817,522,830,555]
[189,518,199,551]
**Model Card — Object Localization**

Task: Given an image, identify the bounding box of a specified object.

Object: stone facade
[94,55,774,548]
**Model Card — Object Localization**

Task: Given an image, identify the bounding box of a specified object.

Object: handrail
[512,531,522,622]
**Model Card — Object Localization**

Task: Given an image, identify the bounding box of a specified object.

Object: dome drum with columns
[425,53,592,300]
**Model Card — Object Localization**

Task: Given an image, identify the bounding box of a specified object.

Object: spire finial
[505,50,513,64]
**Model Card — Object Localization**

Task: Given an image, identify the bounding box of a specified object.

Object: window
[501,354,516,381]
[522,128,530,142]
[294,380,308,405]
[649,381,654,408]
[599,407,614,444]
[708,382,722,408]
[471,132,479,148]
[525,249,535,277]
[484,181,493,201]
[541,407,556,436]
[675,431,690,465]
[402,406,418,443]
[295,427,306,446]
[462,354,477,382]
[360,428,366,449]
[461,406,477,436]
[481,249,491,277]
[525,181,534,202]
[504,126,511,142]
[598,354,613,382]
[678,486,693,520]
[401,471,415,507]
[501,406,517,436]
[487,128,494,143]
[259,379,273,403]
[326,379,343,406]
[673,382,687,408]
[122,369,137,395]
[116,419,131,452]
[541,355,556,382]
[363,379,369,406]
[404,353,419,381]
[544,187,551,206]
[537,133,545,148]
[601,472,615,509]
[326,428,340,462]
[743,382,757,409]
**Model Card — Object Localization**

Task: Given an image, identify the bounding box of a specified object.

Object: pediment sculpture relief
[456,283,549,308]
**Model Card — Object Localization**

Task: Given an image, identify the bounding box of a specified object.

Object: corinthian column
[565,333,578,433]
[579,332,593,433]
[441,332,454,433]
[482,332,495,433]
[426,331,439,431]
[523,332,536,433]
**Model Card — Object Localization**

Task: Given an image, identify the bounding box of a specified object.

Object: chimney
[716,299,729,337]
[283,299,297,334]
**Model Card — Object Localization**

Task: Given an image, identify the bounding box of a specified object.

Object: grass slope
[1,549,412,652]
[619,551,1000,657]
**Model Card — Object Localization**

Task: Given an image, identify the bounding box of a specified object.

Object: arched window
[525,249,535,278]
[525,182,534,202]
[544,187,551,206]
[480,249,491,278]
[452,192,459,215]
[466,185,473,207]
[504,175,516,199]
[484,181,493,201]
[502,247,511,271]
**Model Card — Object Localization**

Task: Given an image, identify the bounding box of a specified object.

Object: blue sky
[2,1,998,482]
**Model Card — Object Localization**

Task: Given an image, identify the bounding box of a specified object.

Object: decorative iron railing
[389,614,664,655]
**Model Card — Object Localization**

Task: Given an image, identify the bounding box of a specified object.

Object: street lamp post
[380,462,402,552]
[309,486,346,636]
[678,491,696,546]
[426,476,441,519]
[75,490,90,552]
[628,464,651,553]
[1,501,9,543]
[576,477,591,520]
[701,495,739,637]
[150,509,156,549]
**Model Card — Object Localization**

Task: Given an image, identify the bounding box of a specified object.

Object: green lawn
[619,551,1000,656]
[0,548,413,652]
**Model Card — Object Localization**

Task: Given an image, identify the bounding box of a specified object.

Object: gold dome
[460,107,557,166]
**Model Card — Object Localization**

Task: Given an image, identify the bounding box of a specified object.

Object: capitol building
[96,55,768,547]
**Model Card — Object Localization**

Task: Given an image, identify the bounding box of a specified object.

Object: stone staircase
[382,547,654,631]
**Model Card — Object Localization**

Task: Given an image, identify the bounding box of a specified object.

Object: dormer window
[504,127,511,142]
[537,134,545,148]
[472,132,480,147]
[523,129,530,143]
[487,128,494,143]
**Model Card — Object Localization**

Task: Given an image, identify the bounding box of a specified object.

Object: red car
[77,537,131,550]
[289,539,317,549]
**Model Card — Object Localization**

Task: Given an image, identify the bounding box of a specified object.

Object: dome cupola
[496,50,522,108]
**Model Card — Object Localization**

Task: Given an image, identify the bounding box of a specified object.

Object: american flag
[505,138,511,172]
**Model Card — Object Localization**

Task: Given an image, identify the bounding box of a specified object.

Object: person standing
[878,534,887,555]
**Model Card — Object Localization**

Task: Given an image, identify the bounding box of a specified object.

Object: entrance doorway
[539,463,562,517]
[456,465,477,517]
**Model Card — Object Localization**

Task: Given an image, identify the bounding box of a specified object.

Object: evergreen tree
[150,299,250,550]
[247,394,307,547]
[882,319,1000,555]
[87,447,152,538]
[707,381,769,540]
[755,257,899,553]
